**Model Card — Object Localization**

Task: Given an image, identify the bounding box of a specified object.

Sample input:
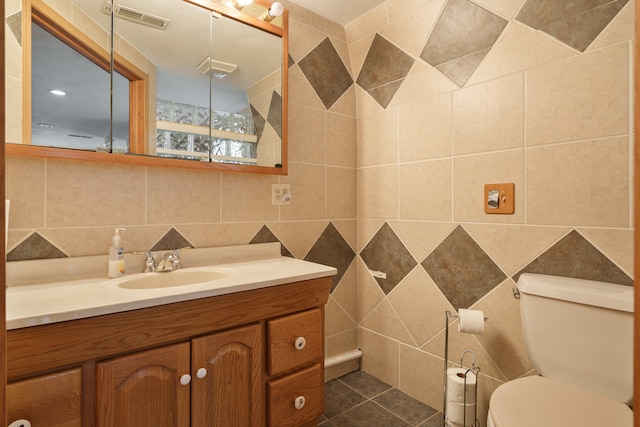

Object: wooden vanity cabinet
[6,276,331,427]
[7,367,82,427]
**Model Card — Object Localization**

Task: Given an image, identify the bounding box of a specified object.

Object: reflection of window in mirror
[26,0,147,154]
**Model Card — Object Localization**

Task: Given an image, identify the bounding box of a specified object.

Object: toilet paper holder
[443,310,484,427]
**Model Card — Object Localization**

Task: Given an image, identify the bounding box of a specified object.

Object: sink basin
[118,270,225,289]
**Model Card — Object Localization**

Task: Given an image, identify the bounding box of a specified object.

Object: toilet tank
[517,274,634,405]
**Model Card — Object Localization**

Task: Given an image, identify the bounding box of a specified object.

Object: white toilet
[487,274,634,427]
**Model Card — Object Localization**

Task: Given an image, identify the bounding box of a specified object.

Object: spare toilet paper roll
[458,308,485,335]
[446,367,476,403]
[446,399,476,425]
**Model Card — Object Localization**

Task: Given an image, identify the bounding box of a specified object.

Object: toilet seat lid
[489,376,632,427]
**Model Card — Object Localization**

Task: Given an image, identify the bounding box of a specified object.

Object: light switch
[484,183,514,214]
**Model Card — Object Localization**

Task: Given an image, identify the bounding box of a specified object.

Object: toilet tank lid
[517,274,634,313]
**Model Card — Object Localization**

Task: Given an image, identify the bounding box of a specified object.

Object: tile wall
[5,0,636,425]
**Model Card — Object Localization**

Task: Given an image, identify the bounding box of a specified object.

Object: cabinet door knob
[196,367,207,379]
[180,374,192,385]
[294,395,306,410]
[294,336,306,350]
[9,420,31,427]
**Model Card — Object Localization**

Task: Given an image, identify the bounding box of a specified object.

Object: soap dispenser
[108,228,126,278]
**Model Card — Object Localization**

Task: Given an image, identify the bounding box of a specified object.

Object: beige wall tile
[148,167,220,224]
[388,268,453,346]
[46,160,145,227]
[358,165,398,219]
[472,0,523,19]
[453,150,524,223]
[345,3,388,44]
[360,328,400,387]
[331,36,355,79]
[220,172,277,222]
[288,19,327,62]
[587,2,634,51]
[43,0,72,20]
[281,163,326,220]
[379,0,444,57]
[288,65,325,109]
[526,43,629,146]
[329,85,357,117]
[357,257,386,320]
[327,167,357,219]
[357,218,386,251]
[386,0,442,22]
[165,223,261,249]
[326,19,347,42]
[5,77,22,144]
[387,62,459,108]
[526,137,629,227]
[332,261,358,320]
[389,221,457,262]
[326,112,357,167]
[266,221,328,259]
[289,104,326,164]
[286,2,327,33]
[399,345,444,410]
[399,93,452,162]
[578,228,634,276]
[72,5,109,50]
[333,219,358,251]
[6,157,45,229]
[348,33,376,80]
[361,299,415,345]
[453,73,524,155]
[326,297,358,336]
[464,224,570,276]
[355,85,385,117]
[399,159,452,221]
[326,328,359,359]
[358,109,398,167]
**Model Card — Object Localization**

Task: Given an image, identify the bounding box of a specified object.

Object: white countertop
[6,243,337,330]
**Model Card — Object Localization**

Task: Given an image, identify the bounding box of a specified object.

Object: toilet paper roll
[446,367,476,403]
[458,308,485,335]
[446,399,476,426]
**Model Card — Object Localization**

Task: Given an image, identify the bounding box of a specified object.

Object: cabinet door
[191,323,263,427]
[96,342,191,427]
[8,368,82,427]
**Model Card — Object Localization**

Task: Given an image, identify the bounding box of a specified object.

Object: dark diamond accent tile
[249,104,266,141]
[7,232,67,261]
[374,389,439,426]
[420,0,507,86]
[360,223,417,295]
[288,53,295,68]
[356,34,414,108]
[150,228,193,252]
[249,225,294,258]
[331,401,411,427]
[298,38,354,109]
[339,371,393,398]
[435,48,491,86]
[6,11,22,45]
[304,223,355,292]
[267,90,282,139]
[421,225,506,308]
[324,379,367,419]
[513,230,633,286]
[516,0,630,52]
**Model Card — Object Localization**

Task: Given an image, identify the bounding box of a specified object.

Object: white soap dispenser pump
[108,228,126,278]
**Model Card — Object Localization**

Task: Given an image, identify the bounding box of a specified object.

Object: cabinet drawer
[267,363,323,427]
[8,368,82,427]
[267,309,323,376]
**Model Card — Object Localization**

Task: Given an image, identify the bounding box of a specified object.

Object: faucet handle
[132,250,156,273]
[171,247,192,269]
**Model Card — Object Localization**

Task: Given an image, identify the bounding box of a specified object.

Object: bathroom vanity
[5,243,335,426]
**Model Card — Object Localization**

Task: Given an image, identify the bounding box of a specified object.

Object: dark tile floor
[319,371,444,427]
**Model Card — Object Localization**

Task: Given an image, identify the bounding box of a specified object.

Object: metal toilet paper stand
[443,310,482,427]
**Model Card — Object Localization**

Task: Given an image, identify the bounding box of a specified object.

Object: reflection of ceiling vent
[102,1,170,30]
[197,57,238,79]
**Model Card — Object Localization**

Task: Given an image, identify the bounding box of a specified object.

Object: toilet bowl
[486,274,634,427]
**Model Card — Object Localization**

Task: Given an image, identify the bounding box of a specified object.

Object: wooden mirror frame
[7,0,288,175]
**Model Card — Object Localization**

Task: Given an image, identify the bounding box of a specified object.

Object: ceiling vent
[197,57,238,79]
[102,2,170,30]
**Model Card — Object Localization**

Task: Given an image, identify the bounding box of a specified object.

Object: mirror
[5,0,288,174]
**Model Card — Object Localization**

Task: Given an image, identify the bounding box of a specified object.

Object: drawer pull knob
[196,367,208,379]
[9,420,31,427]
[294,395,306,410]
[295,336,306,350]
[180,374,192,385]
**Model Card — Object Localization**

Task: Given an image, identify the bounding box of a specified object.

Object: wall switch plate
[484,183,514,214]
[271,183,290,205]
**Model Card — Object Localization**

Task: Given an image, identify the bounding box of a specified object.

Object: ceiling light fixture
[231,0,253,10]
[260,2,284,22]
[49,89,66,96]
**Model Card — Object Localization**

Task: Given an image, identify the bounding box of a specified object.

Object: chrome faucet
[133,247,191,273]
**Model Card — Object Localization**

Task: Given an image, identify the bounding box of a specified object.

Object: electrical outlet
[271,184,291,205]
